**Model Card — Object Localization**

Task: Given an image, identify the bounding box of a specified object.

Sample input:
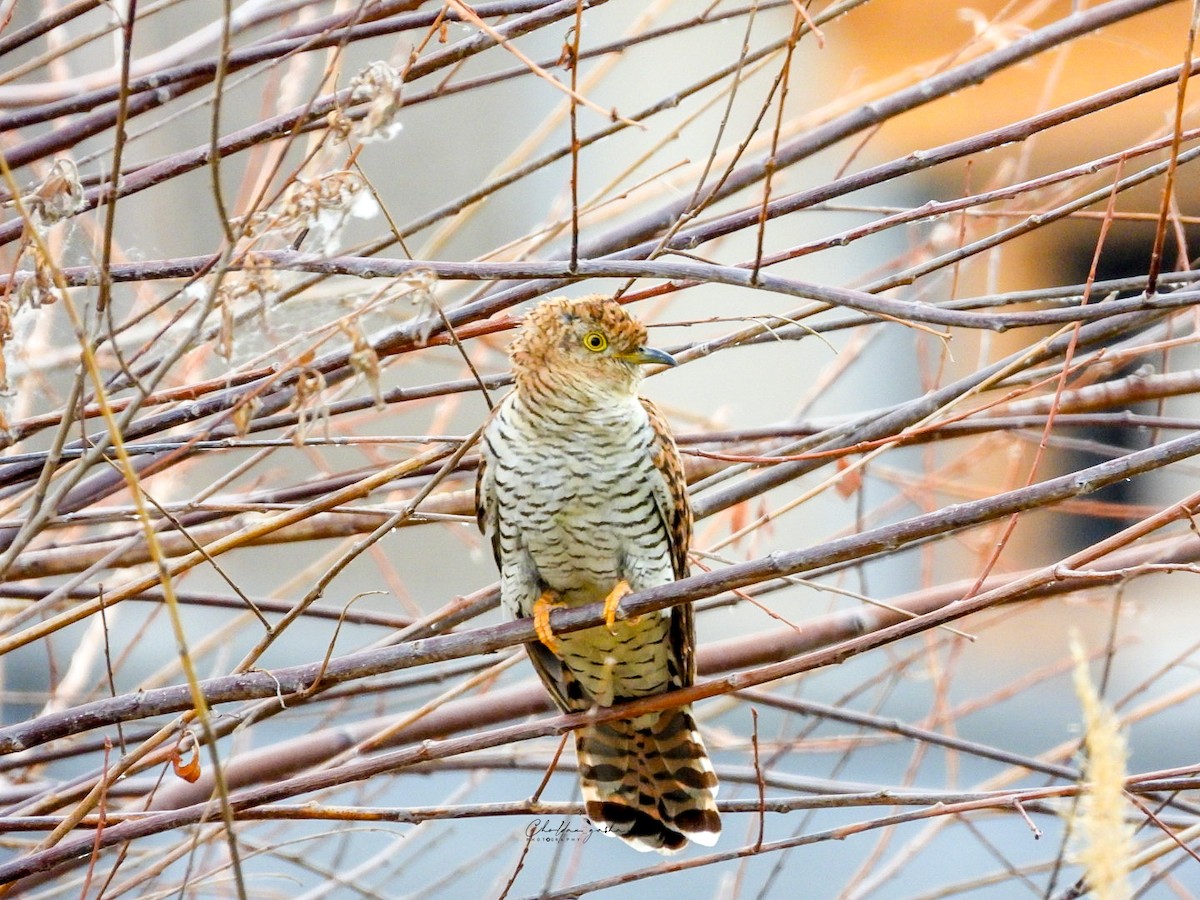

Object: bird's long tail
[574,705,720,853]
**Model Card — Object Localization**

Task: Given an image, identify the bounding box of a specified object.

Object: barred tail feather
[575,705,720,853]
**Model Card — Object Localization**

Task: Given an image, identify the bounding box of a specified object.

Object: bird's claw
[533,589,562,654]
[603,580,635,632]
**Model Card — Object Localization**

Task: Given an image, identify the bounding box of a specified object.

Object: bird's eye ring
[582,331,608,352]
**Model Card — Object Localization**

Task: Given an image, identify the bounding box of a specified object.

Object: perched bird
[476,295,720,853]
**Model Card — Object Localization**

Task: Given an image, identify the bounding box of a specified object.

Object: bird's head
[509,295,677,402]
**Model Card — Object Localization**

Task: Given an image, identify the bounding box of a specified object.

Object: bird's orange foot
[603,580,635,632]
[533,589,563,654]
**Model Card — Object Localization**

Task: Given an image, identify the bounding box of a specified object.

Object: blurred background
[2,0,1200,896]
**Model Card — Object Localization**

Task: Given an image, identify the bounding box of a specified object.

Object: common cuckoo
[476,295,720,853]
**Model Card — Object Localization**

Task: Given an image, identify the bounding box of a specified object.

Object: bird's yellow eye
[582,331,608,352]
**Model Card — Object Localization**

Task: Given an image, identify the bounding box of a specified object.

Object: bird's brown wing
[640,396,695,687]
[640,398,691,579]
[474,403,503,569]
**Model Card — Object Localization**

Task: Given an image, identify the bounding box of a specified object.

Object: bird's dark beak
[620,346,677,367]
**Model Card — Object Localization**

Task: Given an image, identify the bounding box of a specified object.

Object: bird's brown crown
[509,295,658,399]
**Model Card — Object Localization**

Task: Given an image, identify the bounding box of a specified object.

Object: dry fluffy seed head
[349,61,405,143]
[237,171,377,253]
[1069,635,1133,900]
[509,295,658,399]
[24,158,84,230]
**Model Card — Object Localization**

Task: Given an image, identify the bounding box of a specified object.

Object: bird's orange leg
[533,589,563,653]
[603,579,635,632]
